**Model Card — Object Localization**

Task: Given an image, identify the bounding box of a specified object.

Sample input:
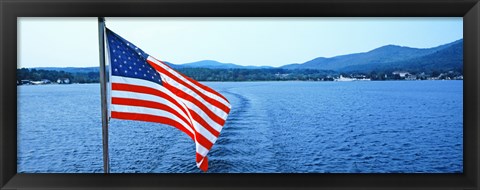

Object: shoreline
[16,79,463,86]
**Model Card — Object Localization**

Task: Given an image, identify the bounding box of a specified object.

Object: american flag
[105,28,231,171]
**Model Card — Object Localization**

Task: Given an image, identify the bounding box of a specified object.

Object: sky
[18,17,463,68]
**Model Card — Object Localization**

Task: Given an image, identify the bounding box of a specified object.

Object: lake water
[17,81,463,173]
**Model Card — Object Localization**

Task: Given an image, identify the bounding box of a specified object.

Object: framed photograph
[1,0,479,189]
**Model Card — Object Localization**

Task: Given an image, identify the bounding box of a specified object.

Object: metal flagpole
[98,17,110,173]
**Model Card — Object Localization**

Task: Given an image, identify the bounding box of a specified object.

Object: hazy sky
[18,17,462,68]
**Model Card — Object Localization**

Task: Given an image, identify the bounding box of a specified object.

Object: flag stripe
[197,156,208,171]
[159,72,230,117]
[163,82,227,126]
[196,153,204,163]
[195,142,209,157]
[111,104,193,135]
[188,110,220,137]
[111,91,192,125]
[112,77,224,133]
[111,78,219,142]
[111,105,214,150]
[147,58,231,114]
[111,83,191,121]
[112,97,193,130]
[111,111,195,140]
[149,57,231,107]
[180,72,230,103]
[155,57,229,104]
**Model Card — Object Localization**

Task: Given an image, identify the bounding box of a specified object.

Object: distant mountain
[281,39,463,72]
[342,39,463,72]
[177,60,273,69]
[31,39,462,74]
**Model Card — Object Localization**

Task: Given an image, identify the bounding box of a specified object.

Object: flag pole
[98,17,110,173]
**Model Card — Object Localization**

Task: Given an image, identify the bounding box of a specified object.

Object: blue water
[17,81,463,173]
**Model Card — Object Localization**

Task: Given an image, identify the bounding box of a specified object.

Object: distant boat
[334,75,356,82]
[356,78,371,81]
[31,81,44,85]
[334,75,371,82]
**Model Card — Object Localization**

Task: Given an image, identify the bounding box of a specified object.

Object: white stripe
[111,90,193,127]
[148,57,231,108]
[111,104,195,135]
[112,76,224,132]
[148,56,231,108]
[160,73,228,119]
[196,143,209,157]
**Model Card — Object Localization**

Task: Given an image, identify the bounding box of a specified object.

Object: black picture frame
[1,0,479,189]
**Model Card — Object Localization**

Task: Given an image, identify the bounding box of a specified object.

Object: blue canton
[106,28,162,85]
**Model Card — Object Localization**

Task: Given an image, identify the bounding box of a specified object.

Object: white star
[144,74,146,77]
[114,68,118,71]
[113,50,116,52]
[138,53,142,55]
[125,70,128,73]
[147,70,150,73]
[118,55,121,58]
[119,65,122,68]
[122,51,125,54]
[134,72,137,75]
[114,59,117,62]
[133,62,136,65]
[139,68,142,71]
[128,57,131,60]
[124,61,127,64]
[117,45,119,48]
[129,66,132,70]
[151,76,154,79]
[127,43,130,46]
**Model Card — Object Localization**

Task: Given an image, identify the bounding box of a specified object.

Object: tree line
[17,67,463,83]
[17,68,99,83]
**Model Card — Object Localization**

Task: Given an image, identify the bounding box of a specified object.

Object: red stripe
[112,83,190,119]
[150,57,229,104]
[111,97,193,130]
[196,153,204,163]
[199,155,208,172]
[163,82,227,126]
[188,108,220,137]
[147,59,231,113]
[111,111,195,140]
